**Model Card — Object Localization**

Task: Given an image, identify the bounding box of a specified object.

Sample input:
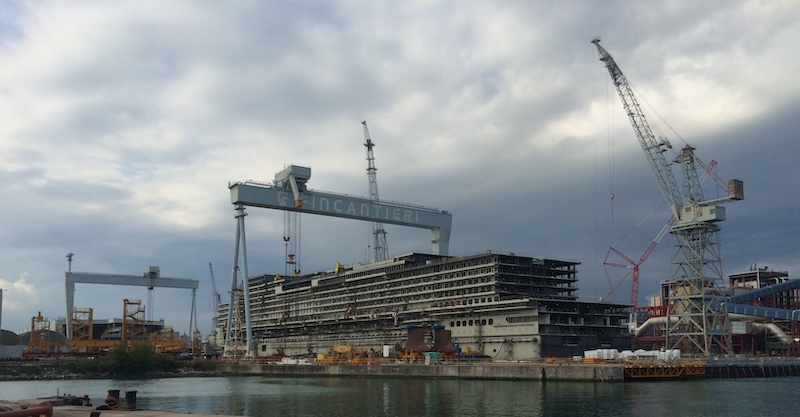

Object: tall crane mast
[592,39,744,355]
[209,262,221,332]
[363,120,389,262]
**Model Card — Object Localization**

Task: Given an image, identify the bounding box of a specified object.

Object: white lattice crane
[363,120,389,262]
[592,39,744,355]
[209,262,221,332]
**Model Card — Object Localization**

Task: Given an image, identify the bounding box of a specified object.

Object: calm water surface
[1,376,798,416]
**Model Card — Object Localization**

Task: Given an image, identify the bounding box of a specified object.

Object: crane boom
[592,39,682,219]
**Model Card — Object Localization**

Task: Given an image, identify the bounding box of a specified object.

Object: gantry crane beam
[230,179,452,255]
[65,268,199,344]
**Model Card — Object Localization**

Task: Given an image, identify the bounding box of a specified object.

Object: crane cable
[607,66,616,225]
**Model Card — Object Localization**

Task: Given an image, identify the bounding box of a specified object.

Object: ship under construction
[211,160,631,360]
[215,251,631,360]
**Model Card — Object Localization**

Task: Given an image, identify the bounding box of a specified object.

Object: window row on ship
[246,288,504,324]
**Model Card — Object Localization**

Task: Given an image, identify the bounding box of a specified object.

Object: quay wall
[707,357,800,378]
[218,362,625,382]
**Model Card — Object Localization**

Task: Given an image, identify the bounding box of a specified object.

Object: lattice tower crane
[363,120,389,262]
[605,160,717,306]
[209,262,221,332]
[592,39,744,355]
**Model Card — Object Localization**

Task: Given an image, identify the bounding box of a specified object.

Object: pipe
[0,403,53,417]
[727,279,800,304]
[633,316,678,338]
[753,322,792,345]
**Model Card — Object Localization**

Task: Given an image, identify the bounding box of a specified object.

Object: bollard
[105,389,120,409]
[107,390,120,401]
[124,390,137,410]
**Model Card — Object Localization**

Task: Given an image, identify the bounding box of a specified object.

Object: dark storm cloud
[0,0,797,333]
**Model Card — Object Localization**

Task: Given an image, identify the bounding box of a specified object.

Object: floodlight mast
[592,39,744,356]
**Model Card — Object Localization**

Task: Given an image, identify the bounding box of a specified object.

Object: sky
[0,1,798,337]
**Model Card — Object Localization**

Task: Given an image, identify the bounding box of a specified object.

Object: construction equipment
[363,120,389,262]
[605,161,718,306]
[122,299,146,343]
[209,262,221,333]
[228,166,452,357]
[592,39,744,355]
[25,312,64,356]
[605,218,675,306]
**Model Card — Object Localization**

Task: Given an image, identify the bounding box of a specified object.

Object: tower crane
[605,160,718,307]
[592,39,744,355]
[209,262,221,333]
[363,120,389,262]
[605,217,675,306]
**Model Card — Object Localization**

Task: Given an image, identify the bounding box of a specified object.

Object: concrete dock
[218,361,626,381]
[1,404,235,417]
[54,405,234,417]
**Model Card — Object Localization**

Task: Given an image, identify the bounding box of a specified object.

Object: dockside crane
[363,120,389,262]
[592,39,744,355]
[209,262,221,333]
[605,217,675,306]
[605,160,718,307]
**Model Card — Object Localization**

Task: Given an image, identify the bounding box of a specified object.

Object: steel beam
[230,181,453,255]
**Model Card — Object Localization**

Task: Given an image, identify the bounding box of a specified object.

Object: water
[1,376,798,416]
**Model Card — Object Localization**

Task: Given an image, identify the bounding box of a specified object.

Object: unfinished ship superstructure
[216,161,630,360]
[216,251,631,360]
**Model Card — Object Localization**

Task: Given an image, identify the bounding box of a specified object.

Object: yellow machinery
[25,312,64,356]
[319,344,362,364]
[67,307,120,354]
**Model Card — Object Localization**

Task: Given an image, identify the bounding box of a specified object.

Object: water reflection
[2,376,799,417]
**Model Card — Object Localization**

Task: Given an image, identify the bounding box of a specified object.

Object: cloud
[0,274,38,328]
[0,0,797,333]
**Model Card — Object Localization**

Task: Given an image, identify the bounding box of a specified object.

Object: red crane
[604,161,718,306]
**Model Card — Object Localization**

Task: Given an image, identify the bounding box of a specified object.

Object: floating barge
[623,359,707,380]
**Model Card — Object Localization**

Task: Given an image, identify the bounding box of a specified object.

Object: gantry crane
[363,120,389,262]
[592,39,744,355]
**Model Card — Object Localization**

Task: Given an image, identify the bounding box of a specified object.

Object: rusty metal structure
[122,299,146,344]
[65,266,198,352]
[25,312,64,356]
